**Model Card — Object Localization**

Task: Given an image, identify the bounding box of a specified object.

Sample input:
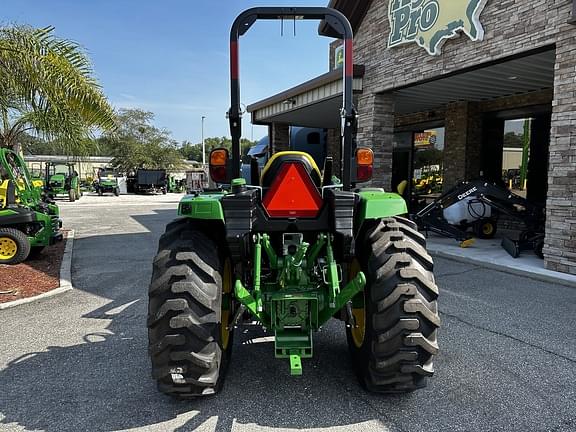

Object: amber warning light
[209,148,229,183]
[356,147,374,183]
[263,163,323,218]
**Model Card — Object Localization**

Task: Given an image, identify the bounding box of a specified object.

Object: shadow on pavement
[0,209,404,432]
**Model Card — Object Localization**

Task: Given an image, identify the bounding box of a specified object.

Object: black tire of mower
[346,216,440,393]
[114,188,119,197]
[474,218,497,239]
[0,228,31,265]
[147,218,233,397]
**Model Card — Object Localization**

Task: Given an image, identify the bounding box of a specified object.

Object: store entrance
[392,126,445,211]
[482,111,551,205]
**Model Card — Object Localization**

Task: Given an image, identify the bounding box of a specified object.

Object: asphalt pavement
[0,193,575,432]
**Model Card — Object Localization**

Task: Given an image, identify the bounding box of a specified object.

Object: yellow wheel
[0,228,30,265]
[475,218,498,239]
[348,259,366,349]
[483,222,494,236]
[220,258,233,350]
[0,237,17,260]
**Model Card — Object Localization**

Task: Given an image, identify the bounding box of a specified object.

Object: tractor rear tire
[346,216,439,393]
[0,228,30,265]
[114,188,119,197]
[148,218,233,398]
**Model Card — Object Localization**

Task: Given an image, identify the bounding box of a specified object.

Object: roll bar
[228,7,356,190]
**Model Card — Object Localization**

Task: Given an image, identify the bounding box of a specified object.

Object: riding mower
[0,149,62,265]
[94,168,120,196]
[45,161,82,202]
[147,7,439,397]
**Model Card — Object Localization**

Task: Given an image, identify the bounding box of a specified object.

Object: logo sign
[334,44,344,69]
[388,0,488,56]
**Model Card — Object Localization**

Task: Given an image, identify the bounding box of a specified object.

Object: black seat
[260,152,322,188]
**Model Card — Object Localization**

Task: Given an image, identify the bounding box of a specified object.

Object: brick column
[269,123,290,155]
[326,128,341,176]
[443,102,482,190]
[544,30,576,275]
[356,92,395,190]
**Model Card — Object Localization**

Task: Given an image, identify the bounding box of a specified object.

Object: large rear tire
[346,216,439,393]
[148,218,234,397]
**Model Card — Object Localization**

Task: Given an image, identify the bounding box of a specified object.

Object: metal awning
[247,65,364,128]
[393,48,556,114]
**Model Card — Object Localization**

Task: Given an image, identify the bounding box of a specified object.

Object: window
[502,118,531,198]
[412,127,445,199]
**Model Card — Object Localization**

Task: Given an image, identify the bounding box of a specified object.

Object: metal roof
[393,49,556,114]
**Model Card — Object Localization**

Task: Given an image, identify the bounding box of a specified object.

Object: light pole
[201,116,206,166]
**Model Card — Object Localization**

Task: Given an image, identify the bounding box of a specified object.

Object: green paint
[289,354,303,376]
[178,193,226,220]
[232,232,367,375]
[0,149,62,251]
[231,178,246,187]
[357,191,408,225]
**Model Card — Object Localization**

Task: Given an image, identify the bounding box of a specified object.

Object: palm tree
[0,25,116,154]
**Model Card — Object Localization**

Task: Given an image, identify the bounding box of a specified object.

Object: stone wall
[544,23,576,275]
[347,0,576,274]
[269,123,290,155]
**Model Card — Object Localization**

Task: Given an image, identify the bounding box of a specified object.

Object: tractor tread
[148,218,231,398]
[0,227,31,265]
[347,217,439,393]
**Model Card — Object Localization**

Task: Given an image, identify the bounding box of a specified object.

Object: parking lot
[0,194,575,432]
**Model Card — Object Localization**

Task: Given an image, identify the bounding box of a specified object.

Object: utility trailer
[134,169,167,194]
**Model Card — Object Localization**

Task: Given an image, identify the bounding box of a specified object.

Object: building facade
[247,0,576,275]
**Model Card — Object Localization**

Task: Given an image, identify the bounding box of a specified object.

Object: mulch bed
[0,231,69,303]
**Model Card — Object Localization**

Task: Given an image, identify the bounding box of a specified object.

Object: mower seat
[260,151,322,188]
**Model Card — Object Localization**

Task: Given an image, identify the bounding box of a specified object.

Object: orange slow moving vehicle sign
[263,163,323,218]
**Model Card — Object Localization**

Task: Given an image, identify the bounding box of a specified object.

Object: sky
[3,0,335,144]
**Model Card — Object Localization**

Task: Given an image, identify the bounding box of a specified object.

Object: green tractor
[167,175,185,193]
[147,7,439,397]
[0,149,62,265]
[45,161,81,202]
[94,168,120,196]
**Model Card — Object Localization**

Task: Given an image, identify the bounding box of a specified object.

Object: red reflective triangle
[263,162,323,218]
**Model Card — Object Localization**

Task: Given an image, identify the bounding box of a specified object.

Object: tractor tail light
[263,163,323,218]
[209,148,229,183]
[356,147,374,183]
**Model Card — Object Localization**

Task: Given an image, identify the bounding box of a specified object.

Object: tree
[0,25,116,154]
[180,137,256,162]
[104,109,184,172]
[503,132,524,148]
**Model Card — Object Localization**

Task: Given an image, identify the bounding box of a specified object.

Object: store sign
[388,0,488,56]
[414,131,437,148]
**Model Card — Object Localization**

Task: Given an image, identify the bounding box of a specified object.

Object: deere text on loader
[147,7,439,397]
[0,149,62,264]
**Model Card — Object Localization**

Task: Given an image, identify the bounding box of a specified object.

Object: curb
[430,249,576,289]
[0,230,75,310]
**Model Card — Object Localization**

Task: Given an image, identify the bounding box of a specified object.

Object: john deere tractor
[147,7,439,397]
[45,161,81,202]
[0,149,62,264]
